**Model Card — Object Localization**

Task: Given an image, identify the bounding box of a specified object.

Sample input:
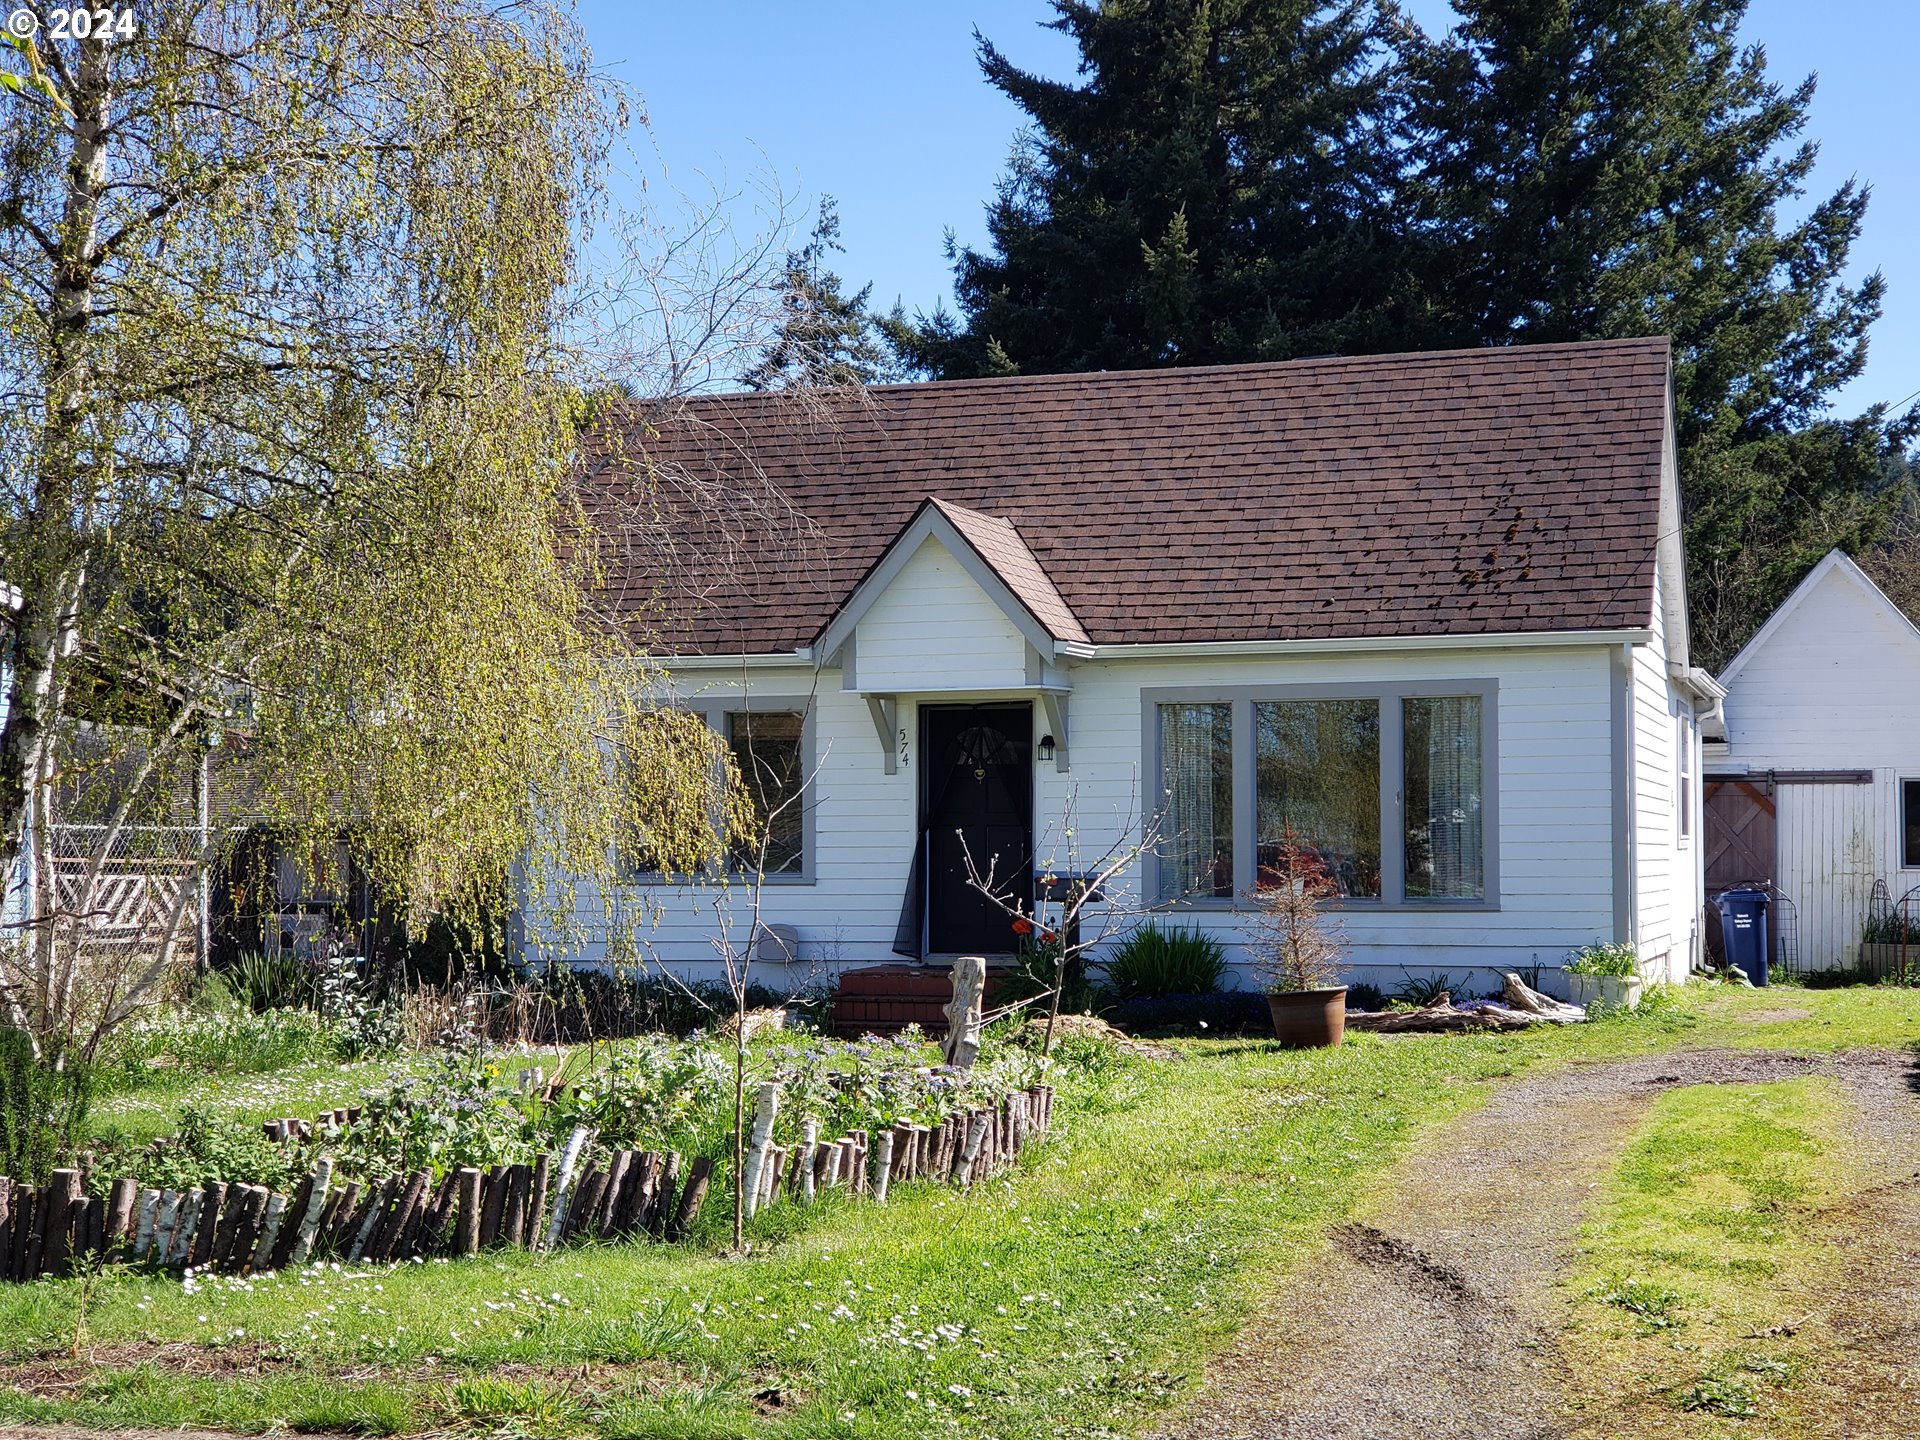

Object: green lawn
[5,983,1917,1438]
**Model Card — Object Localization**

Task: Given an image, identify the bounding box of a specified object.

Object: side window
[1903,779,1920,868]
[727,710,806,874]
[1677,714,1694,842]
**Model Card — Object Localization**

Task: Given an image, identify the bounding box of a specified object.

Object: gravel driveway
[1157,1047,1920,1440]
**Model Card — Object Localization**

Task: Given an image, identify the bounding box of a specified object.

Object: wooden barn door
[1703,777,1777,963]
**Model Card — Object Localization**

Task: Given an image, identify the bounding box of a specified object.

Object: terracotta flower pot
[1266,986,1348,1048]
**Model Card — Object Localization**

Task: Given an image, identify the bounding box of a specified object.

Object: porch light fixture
[1037,734,1056,762]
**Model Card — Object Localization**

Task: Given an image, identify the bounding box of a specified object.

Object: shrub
[1345,981,1387,1011]
[988,928,1094,1014]
[1101,924,1227,999]
[220,950,313,1012]
[1393,971,1458,1006]
[552,1037,734,1158]
[331,1047,541,1182]
[1102,991,1270,1035]
[1240,830,1347,993]
[137,1103,303,1194]
[1800,963,1878,989]
[1860,912,1920,946]
[313,956,405,1057]
[1567,941,1640,978]
[0,1029,93,1184]
[506,966,830,1044]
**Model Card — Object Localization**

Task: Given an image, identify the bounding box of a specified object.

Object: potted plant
[1242,830,1348,1048]
[1564,941,1644,1011]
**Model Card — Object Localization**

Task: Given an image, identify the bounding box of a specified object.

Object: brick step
[830,964,1014,1038]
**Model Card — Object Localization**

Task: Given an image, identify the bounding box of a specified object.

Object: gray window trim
[629,696,817,887]
[1141,680,1500,912]
[1901,777,1920,871]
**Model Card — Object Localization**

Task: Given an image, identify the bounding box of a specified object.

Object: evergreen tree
[892,0,1421,379]
[1409,0,1910,664]
[743,198,901,390]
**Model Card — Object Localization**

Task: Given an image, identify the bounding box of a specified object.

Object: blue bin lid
[1714,887,1771,905]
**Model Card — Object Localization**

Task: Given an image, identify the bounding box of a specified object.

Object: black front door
[921,704,1033,956]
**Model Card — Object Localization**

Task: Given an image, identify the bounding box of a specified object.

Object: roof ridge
[624,336,1672,415]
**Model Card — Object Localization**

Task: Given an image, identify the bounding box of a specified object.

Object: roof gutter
[641,630,1655,668]
[641,650,816,671]
[1079,628,1654,661]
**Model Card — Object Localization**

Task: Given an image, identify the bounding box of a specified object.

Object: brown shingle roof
[923,498,1090,646]
[587,337,1671,655]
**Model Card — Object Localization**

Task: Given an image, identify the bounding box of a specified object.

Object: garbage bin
[1714,888,1771,986]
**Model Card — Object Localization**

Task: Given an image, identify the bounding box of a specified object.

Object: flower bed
[0,1028,1064,1283]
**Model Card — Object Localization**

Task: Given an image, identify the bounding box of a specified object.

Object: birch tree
[0,3,742,1057]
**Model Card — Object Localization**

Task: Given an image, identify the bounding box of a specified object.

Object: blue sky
[581,1,1918,419]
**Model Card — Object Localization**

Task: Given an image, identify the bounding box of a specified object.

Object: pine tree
[1408,0,1912,664]
[891,0,1421,379]
[743,198,901,390]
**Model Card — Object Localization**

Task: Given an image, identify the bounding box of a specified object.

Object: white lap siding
[850,538,1032,693]
[1628,558,1702,984]
[525,643,1642,995]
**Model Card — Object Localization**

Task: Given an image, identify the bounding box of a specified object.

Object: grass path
[1562,1050,1920,1438]
[2,985,1916,1438]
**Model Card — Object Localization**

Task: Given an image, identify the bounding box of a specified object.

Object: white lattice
[48,825,205,965]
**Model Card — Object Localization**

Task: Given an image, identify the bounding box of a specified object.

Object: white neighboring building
[1706,549,1920,971]
[532,339,1716,996]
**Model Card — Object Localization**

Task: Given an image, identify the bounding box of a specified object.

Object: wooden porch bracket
[1039,692,1069,773]
[866,695,898,775]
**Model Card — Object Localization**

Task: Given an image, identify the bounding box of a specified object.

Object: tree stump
[453,1167,484,1255]
[942,955,987,1070]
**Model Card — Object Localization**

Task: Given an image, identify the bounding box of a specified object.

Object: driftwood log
[1345,975,1587,1034]
[1345,994,1539,1033]
[1499,973,1588,1023]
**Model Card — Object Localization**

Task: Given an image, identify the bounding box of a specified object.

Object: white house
[1705,549,1920,972]
[531,338,1716,998]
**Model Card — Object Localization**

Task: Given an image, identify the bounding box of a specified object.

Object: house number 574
[898,728,910,768]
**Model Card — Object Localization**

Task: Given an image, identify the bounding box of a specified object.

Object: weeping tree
[0,3,744,1060]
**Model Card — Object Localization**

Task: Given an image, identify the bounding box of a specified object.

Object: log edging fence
[0,1081,1053,1283]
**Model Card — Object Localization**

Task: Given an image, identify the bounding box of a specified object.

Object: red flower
[1011,917,1034,936]
[1039,929,1058,944]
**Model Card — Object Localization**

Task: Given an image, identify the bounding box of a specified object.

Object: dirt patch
[0,1342,689,1401]
[1,1340,297,1394]
[1019,1013,1181,1059]
[1156,1047,1920,1440]
[1330,1224,1490,1312]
